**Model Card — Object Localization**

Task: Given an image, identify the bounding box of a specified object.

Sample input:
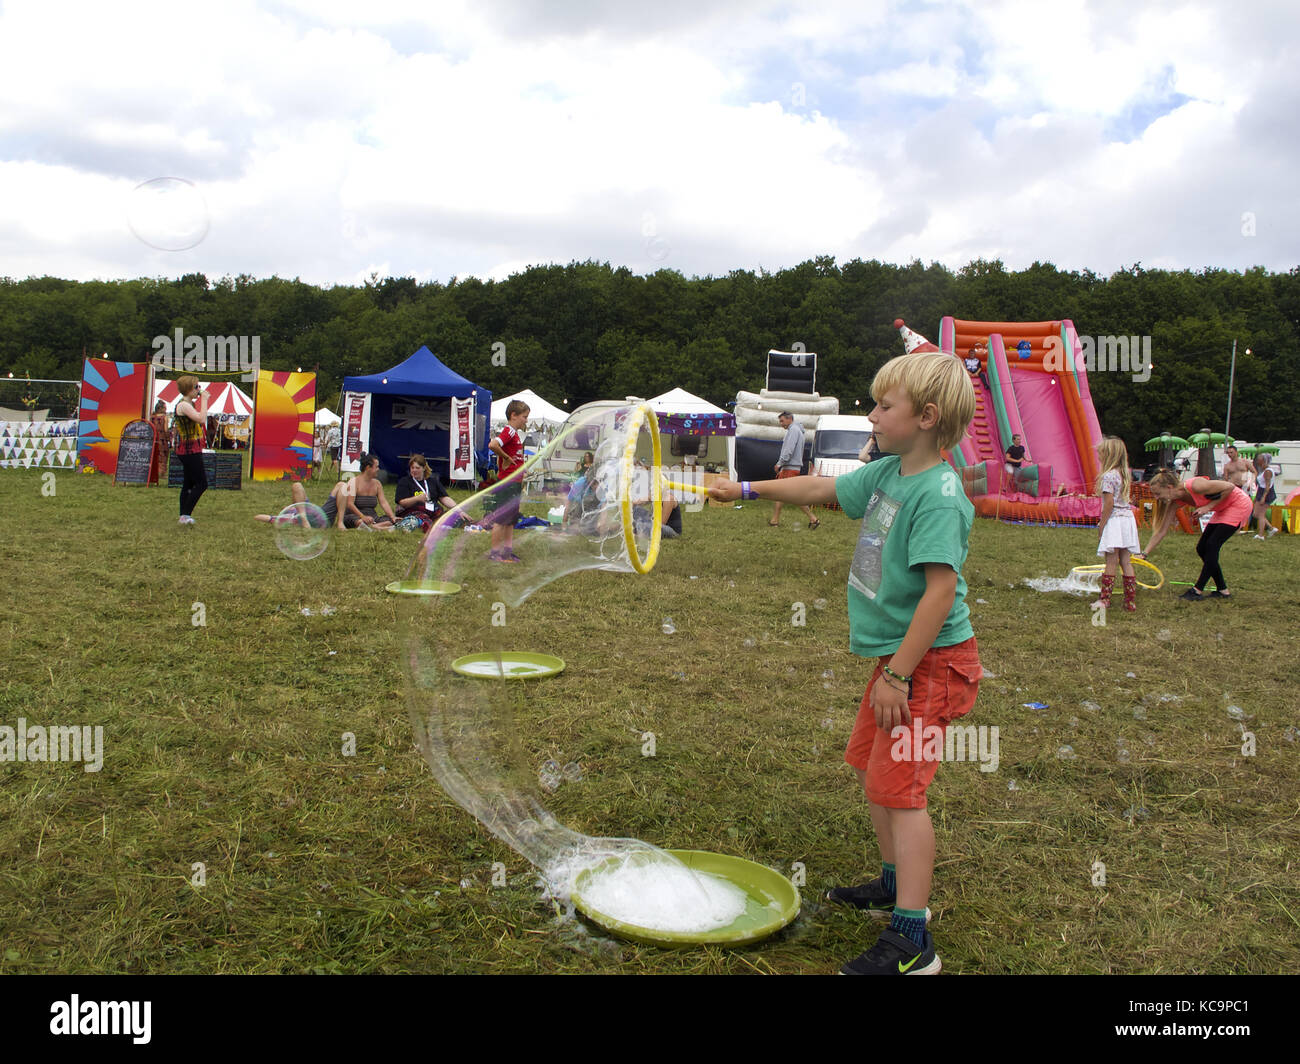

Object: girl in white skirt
[1095,437,1142,611]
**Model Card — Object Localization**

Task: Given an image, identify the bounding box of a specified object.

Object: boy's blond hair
[870,352,975,452]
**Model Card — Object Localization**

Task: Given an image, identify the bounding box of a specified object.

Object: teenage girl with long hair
[1094,438,1141,611]
[1143,468,1252,600]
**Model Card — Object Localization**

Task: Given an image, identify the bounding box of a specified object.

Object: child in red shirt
[488,400,529,561]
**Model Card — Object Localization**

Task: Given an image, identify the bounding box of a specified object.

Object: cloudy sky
[1,0,1295,285]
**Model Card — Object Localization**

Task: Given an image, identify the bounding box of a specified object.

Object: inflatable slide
[895,318,1105,523]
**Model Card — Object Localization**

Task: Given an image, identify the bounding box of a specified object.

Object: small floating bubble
[561,762,583,783]
[1156,628,1171,641]
[661,617,676,635]
[812,598,827,610]
[1007,780,1020,791]
[1056,745,1077,760]
[1133,707,1146,721]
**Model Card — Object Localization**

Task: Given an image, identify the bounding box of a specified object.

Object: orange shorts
[777,469,801,479]
[844,637,981,809]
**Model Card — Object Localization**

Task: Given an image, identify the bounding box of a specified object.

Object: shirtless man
[1222,446,1252,489]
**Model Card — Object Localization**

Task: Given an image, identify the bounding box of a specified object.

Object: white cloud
[0,0,1295,284]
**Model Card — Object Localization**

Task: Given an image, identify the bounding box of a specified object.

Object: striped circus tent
[153,379,254,417]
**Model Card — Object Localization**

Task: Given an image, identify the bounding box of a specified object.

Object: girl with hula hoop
[1143,468,1252,600]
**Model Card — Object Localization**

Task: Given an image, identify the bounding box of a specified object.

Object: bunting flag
[76,359,151,475]
[250,370,316,481]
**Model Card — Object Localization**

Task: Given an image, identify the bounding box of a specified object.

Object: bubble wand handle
[662,479,709,494]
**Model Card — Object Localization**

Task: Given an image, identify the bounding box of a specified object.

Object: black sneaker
[1179,588,1204,601]
[825,876,895,913]
[825,878,931,921]
[841,928,941,976]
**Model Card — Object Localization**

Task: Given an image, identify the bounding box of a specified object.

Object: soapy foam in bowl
[577,860,749,933]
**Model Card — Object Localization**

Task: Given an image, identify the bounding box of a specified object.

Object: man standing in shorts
[769,412,819,529]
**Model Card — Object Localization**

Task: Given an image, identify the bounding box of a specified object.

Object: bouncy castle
[895,318,1106,524]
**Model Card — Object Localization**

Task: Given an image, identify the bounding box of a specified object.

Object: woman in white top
[1251,453,1279,539]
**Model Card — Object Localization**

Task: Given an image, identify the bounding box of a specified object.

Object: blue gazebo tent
[342,346,493,481]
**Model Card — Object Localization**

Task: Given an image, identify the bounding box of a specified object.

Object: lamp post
[1224,340,1236,440]
[1224,341,1253,440]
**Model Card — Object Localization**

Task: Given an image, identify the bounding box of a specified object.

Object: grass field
[1,466,1297,974]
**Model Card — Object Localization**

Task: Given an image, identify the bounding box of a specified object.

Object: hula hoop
[1071,558,1164,590]
[618,403,661,575]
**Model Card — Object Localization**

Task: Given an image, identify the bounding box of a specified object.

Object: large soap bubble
[127,177,211,251]
[273,501,330,561]
[400,401,752,934]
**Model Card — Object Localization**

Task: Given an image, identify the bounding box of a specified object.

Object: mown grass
[0,467,1297,974]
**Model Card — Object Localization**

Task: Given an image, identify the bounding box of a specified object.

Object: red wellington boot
[1123,574,1137,612]
[1095,574,1114,610]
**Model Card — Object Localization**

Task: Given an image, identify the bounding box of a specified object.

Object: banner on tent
[342,391,370,472]
[657,412,736,436]
[449,397,474,481]
[392,401,447,431]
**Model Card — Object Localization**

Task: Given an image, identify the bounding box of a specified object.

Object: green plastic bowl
[384,579,461,596]
[450,652,565,679]
[572,849,800,948]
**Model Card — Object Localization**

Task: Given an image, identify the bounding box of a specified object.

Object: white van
[812,414,874,478]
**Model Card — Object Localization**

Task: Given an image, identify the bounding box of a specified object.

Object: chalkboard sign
[114,419,157,485]
[167,451,243,490]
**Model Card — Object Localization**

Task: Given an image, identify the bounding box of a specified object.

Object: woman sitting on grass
[1142,468,1252,600]
[344,453,399,529]
[395,454,457,533]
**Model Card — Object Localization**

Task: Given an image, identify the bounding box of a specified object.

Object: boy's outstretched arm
[869,564,958,731]
[708,475,839,507]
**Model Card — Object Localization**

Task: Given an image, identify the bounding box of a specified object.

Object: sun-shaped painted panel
[251,370,316,481]
[77,359,150,475]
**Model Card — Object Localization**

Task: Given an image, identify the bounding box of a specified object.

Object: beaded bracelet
[882,663,911,684]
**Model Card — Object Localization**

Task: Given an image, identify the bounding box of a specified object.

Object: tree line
[2,256,1298,459]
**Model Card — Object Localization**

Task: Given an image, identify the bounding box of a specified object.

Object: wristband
[741,481,758,500]
[882,675,909,695]
[882,663,912,684]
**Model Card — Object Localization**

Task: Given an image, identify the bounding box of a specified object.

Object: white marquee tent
[490,389,569,431]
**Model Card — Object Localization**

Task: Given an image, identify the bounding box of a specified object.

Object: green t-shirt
[835,455,974,658]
